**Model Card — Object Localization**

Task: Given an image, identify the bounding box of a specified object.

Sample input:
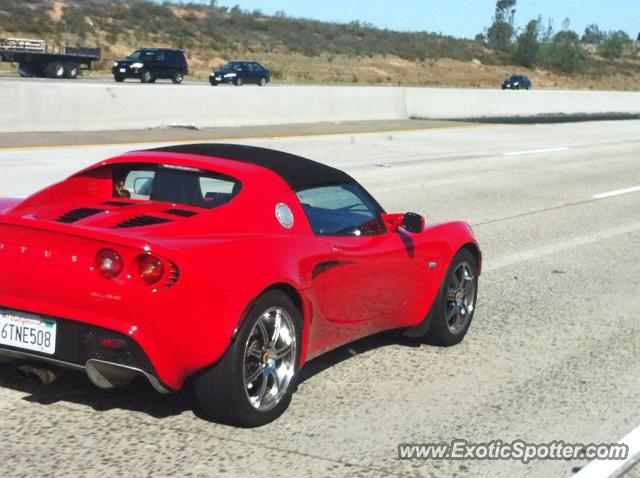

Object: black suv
[112,49,188,84]
[209,61,270,86]
[502,74,532,90]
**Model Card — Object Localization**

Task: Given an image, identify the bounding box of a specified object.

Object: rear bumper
[0,308,170,393]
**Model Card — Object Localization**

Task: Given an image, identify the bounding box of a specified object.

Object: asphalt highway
[0,120,639,477]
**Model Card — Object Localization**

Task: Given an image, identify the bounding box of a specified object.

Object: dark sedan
[209,61,270,86]
[502,75,532,90]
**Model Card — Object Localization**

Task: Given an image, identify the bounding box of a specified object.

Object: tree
[487,0,516,52]
[582,24,605,45]
[546,30,584,73]
[514,19,540,67]
[600,30,631,59]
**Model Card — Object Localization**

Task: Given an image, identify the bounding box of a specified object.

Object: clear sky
[201,0,639,39]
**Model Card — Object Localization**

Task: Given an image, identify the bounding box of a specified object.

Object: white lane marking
[503,147,570,156]
[593,185,640,200]
[484,221,640,272]
[574,424,640,478]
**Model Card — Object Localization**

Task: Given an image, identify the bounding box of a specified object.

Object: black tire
[63,62,80,79]
[422,249,478,346]
[45,61,64,79]
[140,69,154,83]
[209,80,218,86]
[235,77,243,86]
[18,63,40,78]
[193,290,303,427]
[259,77,267,87]
[114,75,125,83]
[172,71,184,84]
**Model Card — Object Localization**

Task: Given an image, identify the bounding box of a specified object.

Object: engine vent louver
[115,215,173,228]
[57,208,105,224]
[103,201,133,207]
[165,262,180,287]
[163,208,199,218]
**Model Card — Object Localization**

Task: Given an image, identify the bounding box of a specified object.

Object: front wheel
[193,290,302,427]
[235,77,243,86]
[114,75,125,83]
[259,77,267,87]
[422,249,478,346]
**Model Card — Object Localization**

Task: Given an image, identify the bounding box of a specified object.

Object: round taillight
[96,249,123,279]
[137,254,164,285]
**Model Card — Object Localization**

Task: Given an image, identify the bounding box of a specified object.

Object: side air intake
[115,215,173,228]
[57,208,105,224]
[163,208,199,218]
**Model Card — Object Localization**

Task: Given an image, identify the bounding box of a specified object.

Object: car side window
[297,184,385,236]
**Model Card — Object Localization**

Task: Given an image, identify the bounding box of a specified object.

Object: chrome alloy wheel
[445,262,476,334]
[243,306,297,411]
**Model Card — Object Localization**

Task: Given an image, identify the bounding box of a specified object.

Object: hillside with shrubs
[0,0,638,89]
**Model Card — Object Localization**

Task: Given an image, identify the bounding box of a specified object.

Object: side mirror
[381,213,404,233]
[402,212,425,234]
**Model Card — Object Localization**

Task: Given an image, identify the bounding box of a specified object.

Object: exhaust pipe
[17,365,61,385]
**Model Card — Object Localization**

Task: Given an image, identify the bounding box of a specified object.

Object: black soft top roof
[145,143,357,191]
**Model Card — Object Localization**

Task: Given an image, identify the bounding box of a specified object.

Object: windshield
[221,62,242,70]
[127,50,157,61]
[111,163,242,210]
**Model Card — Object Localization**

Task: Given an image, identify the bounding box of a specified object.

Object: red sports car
[0,144,480,427]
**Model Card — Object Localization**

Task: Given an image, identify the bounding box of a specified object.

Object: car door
[250,63,263,83]
[243,63,255,83]
[298,184,422,326]
[153,51,168,78]
[238,62,250,83]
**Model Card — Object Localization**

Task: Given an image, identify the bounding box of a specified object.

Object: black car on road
[112,48,188,84]
[209,61,270,86]
[502,74,532,90]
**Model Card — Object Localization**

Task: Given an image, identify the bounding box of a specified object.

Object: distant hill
[0,0,638,90]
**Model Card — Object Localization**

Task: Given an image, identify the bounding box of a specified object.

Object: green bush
[513,19,540,67]
[600,30,631,59]
[542,30,585,73]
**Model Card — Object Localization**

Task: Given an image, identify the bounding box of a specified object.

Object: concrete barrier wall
[0,82,407,133]
[406,87,640,119]
[1,81,639,133]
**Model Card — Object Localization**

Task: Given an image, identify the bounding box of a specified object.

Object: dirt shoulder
[0,119,472,149]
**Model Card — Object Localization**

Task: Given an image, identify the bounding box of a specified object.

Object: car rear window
[111,163,241,209]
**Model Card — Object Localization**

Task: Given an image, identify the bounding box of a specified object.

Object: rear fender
[0,198,24,213]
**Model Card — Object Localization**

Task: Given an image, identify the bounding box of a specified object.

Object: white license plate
[0,312,56,355]
[119,68,126,73]
[215,76,222,81]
